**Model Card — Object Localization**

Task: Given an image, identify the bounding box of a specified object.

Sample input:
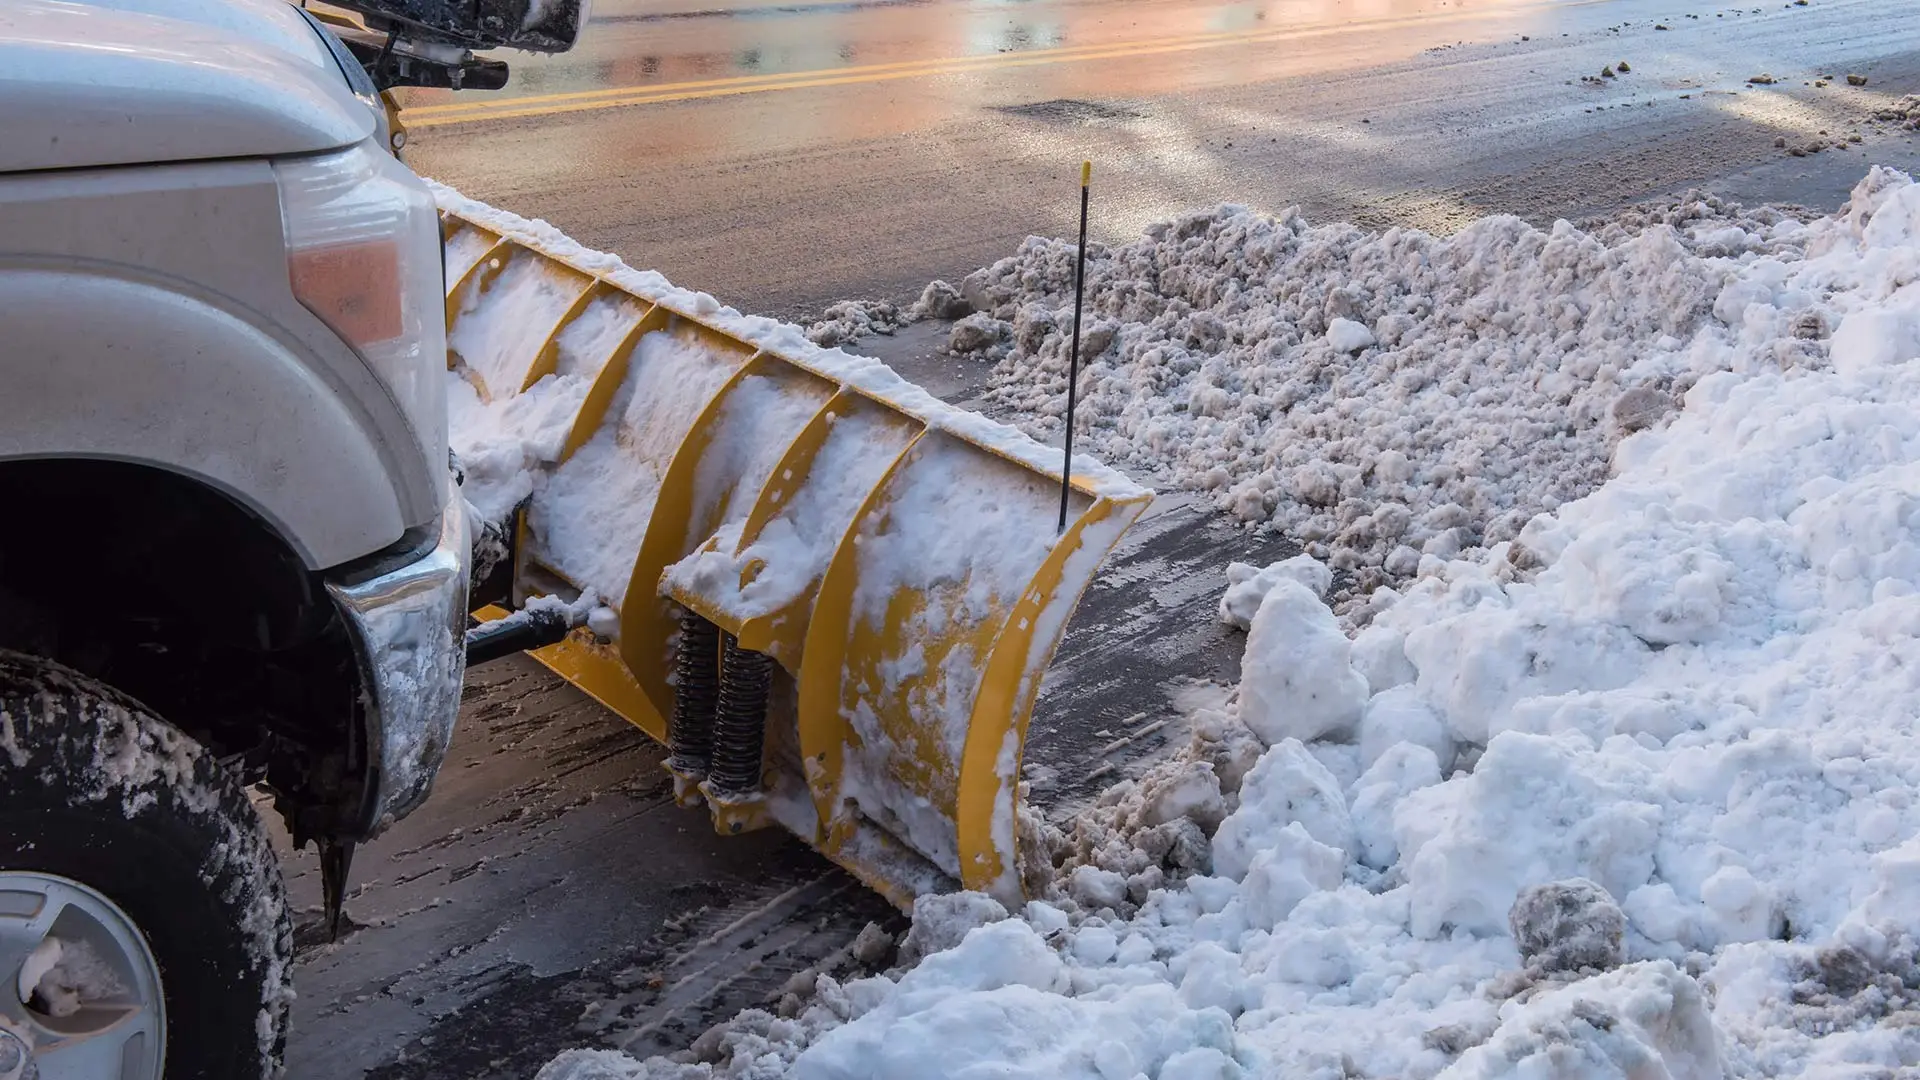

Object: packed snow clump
[965,187,1815,597]
[913,279,975,321]
[23,938,129,1018]
[1443,960,1723,1079]
[534,168,1920,1080]
[1507,878,1627,975]
[805,299,910,347]
[1236,579,1370,744]
[1216,553,1331,628]
[799,281,982,348]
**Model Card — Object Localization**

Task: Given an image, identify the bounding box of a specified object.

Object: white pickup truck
[0,1,579,1076]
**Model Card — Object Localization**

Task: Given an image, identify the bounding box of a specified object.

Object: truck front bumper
[325,475,471,836]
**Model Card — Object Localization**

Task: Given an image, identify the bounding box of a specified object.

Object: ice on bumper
[324,476,470,834]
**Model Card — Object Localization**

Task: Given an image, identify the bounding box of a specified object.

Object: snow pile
[805,299,910,347]
[958,190,1812,596]
[802,281,978,348]
[535,167,1920,1080]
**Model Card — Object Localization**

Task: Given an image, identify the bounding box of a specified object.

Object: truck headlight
[275,142,447,463]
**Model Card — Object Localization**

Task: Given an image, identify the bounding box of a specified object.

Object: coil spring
[708,632,773,796]
[669,611,720,777]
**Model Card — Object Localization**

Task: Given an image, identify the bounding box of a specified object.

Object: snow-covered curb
[534,166,1920,1080]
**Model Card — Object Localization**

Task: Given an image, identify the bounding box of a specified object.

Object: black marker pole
[1058,160,1092,534]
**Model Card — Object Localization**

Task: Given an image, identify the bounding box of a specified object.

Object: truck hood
[0,0,375,174]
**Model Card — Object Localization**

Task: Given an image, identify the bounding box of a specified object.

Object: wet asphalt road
[403,0,1920,319]
[294,1,1920,1075]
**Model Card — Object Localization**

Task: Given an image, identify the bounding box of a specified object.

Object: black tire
[0,650,292,1079]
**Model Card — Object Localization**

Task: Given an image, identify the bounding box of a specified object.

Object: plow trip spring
[441,207,1149,906]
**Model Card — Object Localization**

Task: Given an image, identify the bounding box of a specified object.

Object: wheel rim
[0,873,165,1080]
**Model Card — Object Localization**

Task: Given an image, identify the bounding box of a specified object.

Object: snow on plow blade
[439,203,1150,906]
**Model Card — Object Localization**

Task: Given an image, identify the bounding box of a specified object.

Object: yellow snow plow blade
[441,208,1150,906]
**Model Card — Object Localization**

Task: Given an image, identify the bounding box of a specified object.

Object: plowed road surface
[297,0,1920,1075]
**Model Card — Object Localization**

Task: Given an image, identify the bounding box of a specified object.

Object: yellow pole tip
[1081,161,1092,186]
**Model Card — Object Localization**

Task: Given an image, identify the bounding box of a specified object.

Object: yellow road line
[403,23,1272,118]
[405,0,1596,128]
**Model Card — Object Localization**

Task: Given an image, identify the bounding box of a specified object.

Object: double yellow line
[402,1,1571,128]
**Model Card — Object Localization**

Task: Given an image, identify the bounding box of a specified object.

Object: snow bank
[534,169,1920,1079]
[961,188,1813,605]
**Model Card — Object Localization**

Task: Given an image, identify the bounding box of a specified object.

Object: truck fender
[0,268,408,569]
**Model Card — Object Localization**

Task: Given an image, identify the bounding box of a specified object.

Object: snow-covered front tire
[0,651,293,1080]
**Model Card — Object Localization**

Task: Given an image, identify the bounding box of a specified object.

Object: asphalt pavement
[403,0,1920,319]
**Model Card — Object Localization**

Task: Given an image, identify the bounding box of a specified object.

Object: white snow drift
[537,167,1920,1080]
[959,186,1812,601]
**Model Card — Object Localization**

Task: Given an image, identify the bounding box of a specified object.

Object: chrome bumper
[325,476,470,836]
